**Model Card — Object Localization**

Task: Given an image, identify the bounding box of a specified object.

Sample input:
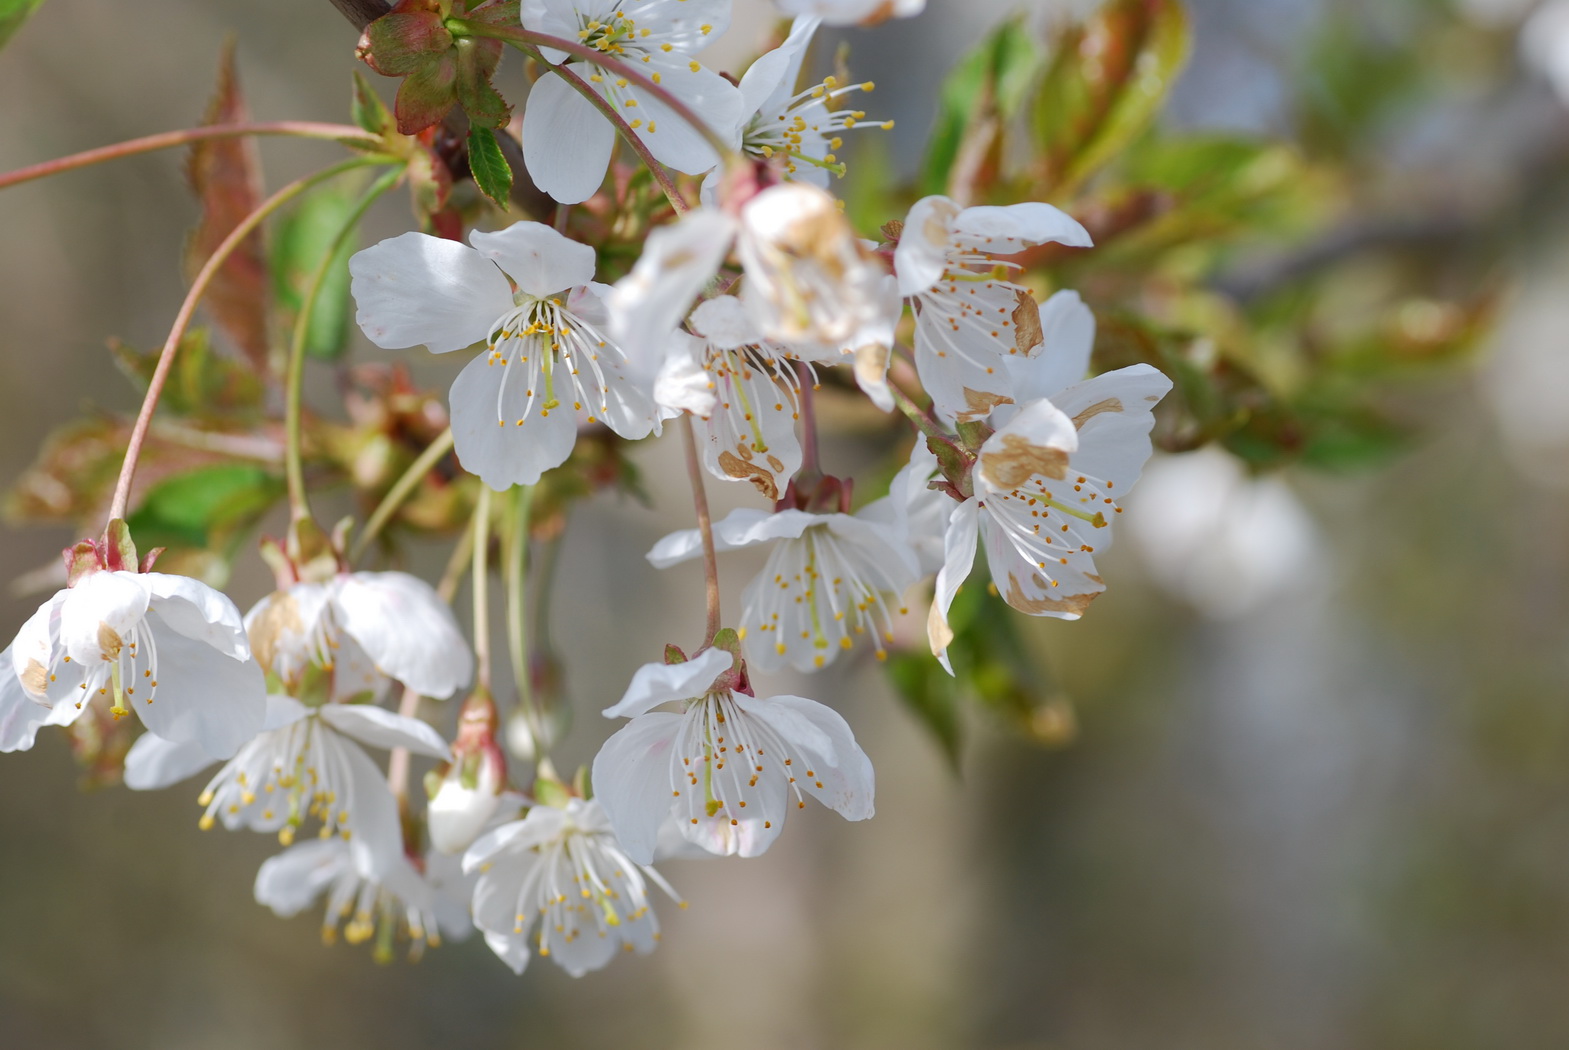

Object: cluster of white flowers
[0,0,1172,979]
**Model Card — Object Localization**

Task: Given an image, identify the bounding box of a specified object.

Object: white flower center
[510,826,661,959]
[979,468,1120,579]
[672,692,814,830]
[744,76,890,179]
[60,617,161,721]
[483,294,620,426]
[197,714,353,846]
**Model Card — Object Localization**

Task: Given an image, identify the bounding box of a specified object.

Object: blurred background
[5,0,1569,1047]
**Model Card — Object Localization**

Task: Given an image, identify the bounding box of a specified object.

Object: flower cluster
[0,0,1173,982]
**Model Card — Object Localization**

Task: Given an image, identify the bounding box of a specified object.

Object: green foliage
[919,16,1042,197]
[110,328,264,417]
[0,0,44,52]
[466,126,513,209]
[125,464,283,552]
[272,188,358,361]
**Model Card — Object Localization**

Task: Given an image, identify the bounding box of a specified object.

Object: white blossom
[648,505,920,672]
[592,648,874,862]
[350,222,655,490]
[520,0,743,203]
[775,0,925,25]
[464,796,681,976]
[0,570,265,758]
[894,196,1092,423]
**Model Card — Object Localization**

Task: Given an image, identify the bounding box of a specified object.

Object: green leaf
[0,0,45,52]
[110,328,265,417]
[125,464,283,551]
[919,16,1042,198]
[1034,0,1191,195]
[272,188,358,361]
[467,126,513,209]
[351,71,395,138]
[886,652,964,769]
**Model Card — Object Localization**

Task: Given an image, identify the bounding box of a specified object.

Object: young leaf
[185,40,271,371]
[351,70,395,138]
[124,464,284,551]
[272,188,359,361]
[0,0,45,51]
[467,126,513,209]
[1034,0,1191,196]
[919,16,1042,198]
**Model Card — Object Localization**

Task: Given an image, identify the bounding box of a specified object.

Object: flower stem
[472,486,494,696]
[350,428,457,563]
[385,685,424,804]
[887,380,951,446]
[679,415,722,645]
[0,122,377,193]
[796,361,822,480]
[106,155,390,523]
[285,166,406,525]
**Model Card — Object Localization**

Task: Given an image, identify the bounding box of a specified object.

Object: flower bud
[426,693,506,854]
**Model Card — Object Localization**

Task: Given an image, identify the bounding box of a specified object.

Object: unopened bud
[426,692,506,854]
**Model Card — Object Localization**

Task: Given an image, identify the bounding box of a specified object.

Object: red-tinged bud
[357,0,513,136]
[427,691,507,854]
[62,519,144,585]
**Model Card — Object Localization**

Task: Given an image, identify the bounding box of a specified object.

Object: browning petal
[980,433,1068,487]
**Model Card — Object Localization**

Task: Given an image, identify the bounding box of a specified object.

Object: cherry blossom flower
[464,796,681,976]
[705,16,889,196]
[648,505,921,672]
[928,356,1173,671]
[776,0,925,25]
[0,570,265,757]
[350,222,656,490]
[245,571,472,702]
[894,195,1092,423]
[592,647,874,862]
[123,694,448,867]
[520,0,743,203]
[608,182,895,364]
[254,837,471,962]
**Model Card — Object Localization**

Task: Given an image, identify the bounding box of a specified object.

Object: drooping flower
[245,571,472,702]
[592,647,874,863]
[0,569,266,757]
[520,0,743,203]
[608,182,895,364]
[426,691,508,855]
[464,796,681,976]
[123,694,449,865]
[894,195,1093,423]
[254,837,471,962]
[928,358,1173,671]
[350,221,656,490]
[775,0,925,25]
[706,17,889,196]
[648,505,921,672]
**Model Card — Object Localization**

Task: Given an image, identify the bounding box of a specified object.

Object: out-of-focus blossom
[0,570,265,757]
[592,648,874,862]
[245,571,472,702]
[520,0,742,203]
[775,0,924,26]
[1523,0,1569,105]
[464,796,680,976]
[350,222,655,489]
[1125,448,1320,619]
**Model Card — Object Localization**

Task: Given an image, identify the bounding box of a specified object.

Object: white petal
[1048,364,1173,490]
[895,195,959,297]
[0,642,66,754]
[976,398,1079,494]
[653,331,717,418]
[350,232,512,352]
[60,571,148,665]
[254,838,355,917]
[603,647,733,718]
[449,347,580,489]
[332,572,473,699]
[590,712,684,864]
[607,208,735,363]
[1004,289,1095,404]
[465,809,566,871]
[468,222,596,298]
[338,741,404,874]
[738,694,874,820]
[645,507,797,568]
[522,72,618,205]
[123,732,216,790]
[484,930,532,975]
[319,703,450,759]
[740,16,821,120]
[929,499,979,674]
[144,572,250,660]
[953,200,1092,253]
[136,619,268,758]
[689,296,760,350]
[634,54,743,176]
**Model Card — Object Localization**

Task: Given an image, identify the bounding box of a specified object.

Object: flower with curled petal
[464,796,681,976]
[0,570,265,758]
[591,647,874,862]
[350,221,656,490]
[894,196,1093,424]
[244,571,472,702]
[520,0,743,203]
